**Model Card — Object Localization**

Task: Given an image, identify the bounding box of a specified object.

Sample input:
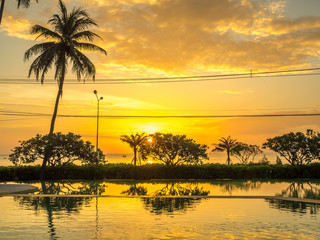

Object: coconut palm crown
[120,133,148,166]
[0,0,38,25]
[24,0,107,179]
[212,136,238,165]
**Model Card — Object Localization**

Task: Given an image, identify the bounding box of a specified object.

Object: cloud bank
[2,0,320,76]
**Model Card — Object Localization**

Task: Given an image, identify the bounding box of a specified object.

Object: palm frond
[27,46,57,82]
[71,49,96,80]
[72,31,102,42]
[74,42,107,55]
[24,42,55,60]
[31,25,62,41]
[17,0,38,8]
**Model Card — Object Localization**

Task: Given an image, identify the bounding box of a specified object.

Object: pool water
[1,180,319,239]
[0,196,319,239]
[14,179,320,199]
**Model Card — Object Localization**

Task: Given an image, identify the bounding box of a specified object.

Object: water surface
[0,196,318,239]
[11,179,320,199]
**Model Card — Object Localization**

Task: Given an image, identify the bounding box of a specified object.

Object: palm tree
[25,0,107,179]
[0,0,38,25]
[120,133,147,166]
[212,136,238,165]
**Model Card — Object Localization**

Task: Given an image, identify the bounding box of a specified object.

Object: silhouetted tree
[9,132,105,166]
[212,136,238,165]
[24,0,107,179]
[263,130,320,165]
[0,0,38,25]
[139,132,208,166]
[120,132,147,166]
[231,143,262,164]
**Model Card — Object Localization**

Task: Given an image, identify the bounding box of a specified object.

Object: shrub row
[0,163,320,181]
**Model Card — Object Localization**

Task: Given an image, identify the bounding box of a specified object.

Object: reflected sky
[13,179,320,199]
[1,180,320,239]
[0,196,319,240]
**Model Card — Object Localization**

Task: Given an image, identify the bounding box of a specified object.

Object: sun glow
[147,160,153,164]
[142,125,161,134]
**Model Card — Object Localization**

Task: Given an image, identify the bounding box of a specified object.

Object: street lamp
[94,90,103,152]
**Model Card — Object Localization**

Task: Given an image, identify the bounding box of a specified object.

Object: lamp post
[94,90,103,152]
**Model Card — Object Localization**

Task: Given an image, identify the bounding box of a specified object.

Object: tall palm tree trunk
[227,150,231,165]
[0,0,5,25]
[40,64,65,180]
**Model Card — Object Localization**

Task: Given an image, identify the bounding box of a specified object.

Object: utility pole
[94,90,103,152]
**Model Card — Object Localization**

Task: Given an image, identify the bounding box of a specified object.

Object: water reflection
[39,181,106,195]
[121,184,148,196]
[10,180,320,239]
[121,183,210,215]
[14,181,106,240]
[266,199,319,215]
[277,182,320,200]
[142,197,202,215]
[218,181,262,194]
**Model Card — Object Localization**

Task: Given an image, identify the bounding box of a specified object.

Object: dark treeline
[1,163,320,181]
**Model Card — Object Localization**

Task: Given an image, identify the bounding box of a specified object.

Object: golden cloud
[217,90,243,95]
[3,0,320,76]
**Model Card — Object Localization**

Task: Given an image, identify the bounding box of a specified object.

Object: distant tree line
[9,129,320,169]
[121,129,320,166]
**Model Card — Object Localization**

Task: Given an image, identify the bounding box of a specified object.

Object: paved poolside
[0,184,38,194]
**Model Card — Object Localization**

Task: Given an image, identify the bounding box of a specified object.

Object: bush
[0,163,319,181]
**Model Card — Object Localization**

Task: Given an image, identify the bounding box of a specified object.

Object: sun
[147,160,153,164]
[147,137,153,143]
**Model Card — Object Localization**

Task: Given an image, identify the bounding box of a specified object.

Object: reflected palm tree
[14,181,106,239]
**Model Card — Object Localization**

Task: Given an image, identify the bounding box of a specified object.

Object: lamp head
[94,90,97,94]
[100,97,103,100]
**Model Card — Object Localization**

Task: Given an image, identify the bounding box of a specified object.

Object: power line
[2,66,320,81]
[0,72,319,85]
[2,110,320,119]
[1,102,319,112]
[0,67,320,85]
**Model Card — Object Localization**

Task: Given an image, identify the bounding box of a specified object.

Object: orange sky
[1,0,320,155]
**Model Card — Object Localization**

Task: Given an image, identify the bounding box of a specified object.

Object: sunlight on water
[0,196,319,239]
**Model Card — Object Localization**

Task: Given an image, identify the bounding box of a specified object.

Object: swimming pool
[0,180,319,239]
[0,196,319,239]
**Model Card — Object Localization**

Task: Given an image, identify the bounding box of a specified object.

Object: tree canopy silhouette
[139,132,208,166]
[9,132,105,166]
